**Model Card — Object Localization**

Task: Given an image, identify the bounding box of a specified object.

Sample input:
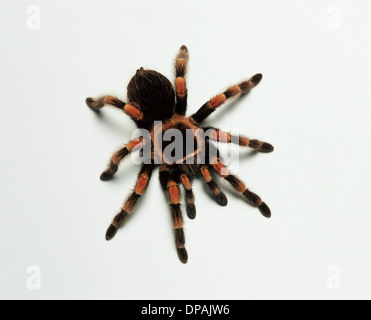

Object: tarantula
[86,45,274,264]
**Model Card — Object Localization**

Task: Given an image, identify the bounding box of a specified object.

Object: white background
[1,0,370,300]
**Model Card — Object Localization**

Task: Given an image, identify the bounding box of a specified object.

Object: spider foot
[178,45,189,59]
[251,73,263,86]
[177,247,188,264]
[86,97,104,111]
[204,176,228,207]
[258,202,271,218]
[259,142,274,153]
[243,190,271,218]
[100,171,114,181]
[106,224,118,241]
[249,140,274,153]
[100,163,119,181]
[105,211,129,240]
[186,204,196,220]
[239,73,263,94]
[216,192,228,207]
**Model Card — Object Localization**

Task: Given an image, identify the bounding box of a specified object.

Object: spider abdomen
[127,68,176,127]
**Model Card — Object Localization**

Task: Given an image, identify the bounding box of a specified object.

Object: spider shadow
[238,148,261,161]
[88,106,133,137]
[101,168,134,186]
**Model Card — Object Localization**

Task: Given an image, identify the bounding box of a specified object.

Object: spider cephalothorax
[86,45,274,264]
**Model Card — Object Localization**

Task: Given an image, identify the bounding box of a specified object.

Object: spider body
[86,45,274,264]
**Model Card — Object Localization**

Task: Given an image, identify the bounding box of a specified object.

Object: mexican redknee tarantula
[86,45,274,264]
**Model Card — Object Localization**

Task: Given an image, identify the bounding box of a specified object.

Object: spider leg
[178,167,196,219]
[105,162,154,240]
[210,158,271,218]
[159,165,188,264]
[200,165,228,207]
[204,126,274,153]
[174,45,189,115]
[100,138,144,181]
[85,95,144,126]
[86,95,125,111]
[190,74,263,124]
